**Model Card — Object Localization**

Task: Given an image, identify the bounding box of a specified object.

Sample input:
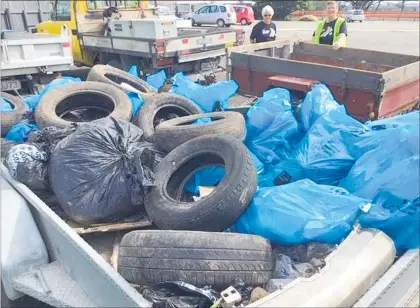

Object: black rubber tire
[35,81,132,129]
[118,230,273,289]
[134,93,202,142]
[87,64,156,94]
[1,92,29,137]
[145,135,257,231]
[154,111,246,152]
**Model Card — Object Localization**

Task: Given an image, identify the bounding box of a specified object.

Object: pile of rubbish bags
[1,65,419,307]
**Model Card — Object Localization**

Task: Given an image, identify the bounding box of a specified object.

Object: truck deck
[227,41,420,121]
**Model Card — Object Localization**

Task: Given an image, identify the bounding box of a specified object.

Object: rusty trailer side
[229,42,419,122]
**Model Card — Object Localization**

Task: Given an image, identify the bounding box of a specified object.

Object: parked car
[185,4,237,27]
[344,9,365,22]
[234,5,255,25]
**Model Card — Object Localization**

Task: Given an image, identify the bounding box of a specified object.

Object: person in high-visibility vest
[312,1,347,50]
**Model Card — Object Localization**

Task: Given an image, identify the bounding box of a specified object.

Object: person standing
[250,5,276,43]
[312,1,347,50]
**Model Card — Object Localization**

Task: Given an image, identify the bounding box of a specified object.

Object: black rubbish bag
[5,143,50,191]
[1,138,18,159]
[49,117,159,225]
[141,281,218,308]
[26,125,77,154]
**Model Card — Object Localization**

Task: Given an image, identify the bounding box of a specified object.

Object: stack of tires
[2,64,274,291]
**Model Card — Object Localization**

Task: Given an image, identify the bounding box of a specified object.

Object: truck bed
[80,26,241,62]
[1,27,73,78]
[1,164,419,308]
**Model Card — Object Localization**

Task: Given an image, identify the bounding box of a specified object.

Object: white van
[345,9,365,22]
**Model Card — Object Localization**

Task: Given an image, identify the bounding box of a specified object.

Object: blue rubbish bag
[259,109,368,187]
[361,184,419,252]
[246,88,292,138]
[365,111,420,130]
[300,84,345,132]
[232,179,370,245]
[340,127,419,198]
[146,70,167,91]
[23,77,82,112]
[1,97,13,112]
[128,92,145,117]
[5,120,40,143]
[246,110,303,166]
[170,72,239,112]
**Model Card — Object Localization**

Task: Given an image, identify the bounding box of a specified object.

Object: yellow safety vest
[314,17,347,47]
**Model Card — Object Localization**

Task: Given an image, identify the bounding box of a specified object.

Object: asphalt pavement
[235,20,420,56]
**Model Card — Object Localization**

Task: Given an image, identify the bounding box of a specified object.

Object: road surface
[237,20,419,56]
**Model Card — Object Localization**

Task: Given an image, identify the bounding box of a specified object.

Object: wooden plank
[382,61,420,91]
[294,42,419,68]
[70,217,152,235]
[230,52,382,92]
[226,40,291,54]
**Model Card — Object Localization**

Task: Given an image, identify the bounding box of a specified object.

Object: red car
[234,6,255,25]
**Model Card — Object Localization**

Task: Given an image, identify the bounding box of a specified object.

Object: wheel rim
[217,20,224,27]
[241,19,247,25]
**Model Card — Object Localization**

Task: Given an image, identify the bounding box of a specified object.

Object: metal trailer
[80,26,245,73]
[1,0,52,32]
[1,161,419,307]
[227,41,420,122]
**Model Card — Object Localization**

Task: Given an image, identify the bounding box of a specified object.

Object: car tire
[154,111,246,152]
[190,18,196,26]
[145,135,258,231]
[35,81,132,129]
[217,19,225,27]
[134,93,202,142]
[87,64,156,94]
[1,92,29,137]
[118,230,273,289]
[241,19,248,25]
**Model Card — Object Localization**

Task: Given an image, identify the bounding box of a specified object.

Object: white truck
[1,162,419,307]
[1,26,74,95]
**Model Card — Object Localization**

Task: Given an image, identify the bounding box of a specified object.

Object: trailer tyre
[35,81,132,129]
[1,92,29,137]
[87,64,156,94]
[118,230,273,288]
[134,93,202,142]
[145,135,257,231]
[155,111,246,152]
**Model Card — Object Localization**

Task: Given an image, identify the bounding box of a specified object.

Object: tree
[254,0,307,20]
[310,1,328,11]
[345,0,377,10]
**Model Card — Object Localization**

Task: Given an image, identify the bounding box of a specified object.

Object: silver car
[185,4,237,27]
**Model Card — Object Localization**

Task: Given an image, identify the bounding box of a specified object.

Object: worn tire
[155,111,246,152]
[87,64,156,94]
[134,93,202,142]
[35,81,132,129]
[1,92,28,137]
[118,230,273,288]
[145,135,257,231]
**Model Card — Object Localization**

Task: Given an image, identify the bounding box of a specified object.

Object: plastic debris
[140,281,218,308]
[1,97,13,112]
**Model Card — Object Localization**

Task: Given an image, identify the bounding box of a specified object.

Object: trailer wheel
[154,111,246,152]
[145,135,257,231]
[35,81,132,129]
[118,230,273,289]
[87,64,156,94]
[134,93,202,142]
[1,92,29,137]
